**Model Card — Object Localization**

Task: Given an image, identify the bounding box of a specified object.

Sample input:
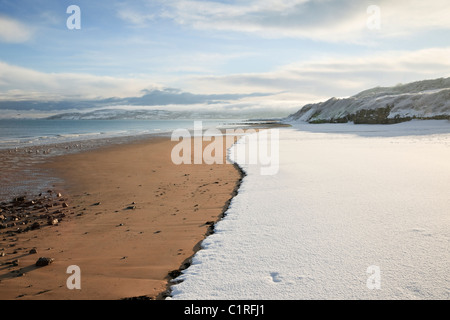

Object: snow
[288,78,450,122]
[169,121,450,300]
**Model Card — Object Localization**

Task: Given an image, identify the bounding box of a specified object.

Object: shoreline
[0,131,246,300]
[0,120,285,202]
[159,161,246,300]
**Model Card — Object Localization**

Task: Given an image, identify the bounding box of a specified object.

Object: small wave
[0,139,20,144]
[57,132,102,138]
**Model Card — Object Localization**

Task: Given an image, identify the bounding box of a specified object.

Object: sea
[0,119,245,150]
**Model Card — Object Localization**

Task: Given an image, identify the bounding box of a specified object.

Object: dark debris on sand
[0,190,76,239]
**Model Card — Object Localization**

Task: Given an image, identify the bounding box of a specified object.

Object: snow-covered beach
[170,120,450,300]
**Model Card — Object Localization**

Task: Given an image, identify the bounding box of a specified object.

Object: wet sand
[0,134,243,300]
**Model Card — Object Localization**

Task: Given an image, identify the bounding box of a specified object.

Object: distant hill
[287,77,450,124]
[46,108,282,120]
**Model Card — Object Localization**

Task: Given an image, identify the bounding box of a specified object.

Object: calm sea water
[0,119,241,149]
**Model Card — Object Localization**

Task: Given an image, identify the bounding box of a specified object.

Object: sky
[0,0,450,117]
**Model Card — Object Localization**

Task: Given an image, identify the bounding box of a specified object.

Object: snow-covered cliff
[287,78,450,124]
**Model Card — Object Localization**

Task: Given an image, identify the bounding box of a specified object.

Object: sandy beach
[0,134,242,300]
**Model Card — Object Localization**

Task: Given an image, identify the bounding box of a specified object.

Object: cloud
[1,47,450,115]
[117,8,155,27]
[184,47,450,99]
[0,15,33,43]
[0,61,274,112]
[115,1,161,26]
[0,60,274,102]
[158,0,450,42]
[0,88,275,113]
[0,61,159,100]
[380,0,450,37]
